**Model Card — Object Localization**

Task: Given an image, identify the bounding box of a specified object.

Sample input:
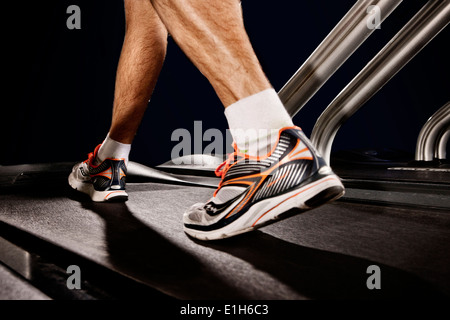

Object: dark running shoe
[183,126,345,240]
[68,144,128,202]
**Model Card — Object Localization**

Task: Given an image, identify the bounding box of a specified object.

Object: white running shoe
[68,144,128,202]
[183,126,345,240]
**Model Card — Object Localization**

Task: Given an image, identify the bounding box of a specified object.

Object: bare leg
[109,0,168,144]
[150,0,272,107]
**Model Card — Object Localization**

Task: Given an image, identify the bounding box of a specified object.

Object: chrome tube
[436,128,450,159]
[0,236,32,280]
[279,0,403,117]
[310,0,450,164]
[415,101,450,161]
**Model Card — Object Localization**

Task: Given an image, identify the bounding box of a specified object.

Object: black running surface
[1,172,450,299]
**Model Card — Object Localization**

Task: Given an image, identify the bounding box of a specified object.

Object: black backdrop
[3,0,449,167]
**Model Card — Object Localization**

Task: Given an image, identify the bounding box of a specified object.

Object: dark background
[3,0,449,167]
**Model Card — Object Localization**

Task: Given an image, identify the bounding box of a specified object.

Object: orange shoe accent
[251,177,338,227]
[266,173,289,188]
[86,144,126,168]
[213,126,314,218]
[104,191,126,200]
[119,168,126,179]
[91,170,113,179]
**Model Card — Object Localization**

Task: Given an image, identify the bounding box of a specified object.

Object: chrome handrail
[416,101,450,161]
[436,129,450,160]
[279,0,403,117]
[310,0,450,164]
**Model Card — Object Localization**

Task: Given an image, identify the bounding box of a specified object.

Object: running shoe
[68,144,128,202]
[183,126,345,240]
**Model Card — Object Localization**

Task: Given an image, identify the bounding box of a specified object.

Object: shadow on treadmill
[191,226,447,300]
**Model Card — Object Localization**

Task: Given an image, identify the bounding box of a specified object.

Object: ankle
[97,133,131,165]
[225,89,293,157]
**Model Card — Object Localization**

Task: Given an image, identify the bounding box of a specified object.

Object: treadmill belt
[1,179,449,299]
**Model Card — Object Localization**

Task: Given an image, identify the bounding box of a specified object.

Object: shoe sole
[184,174,344,240]
[68,172,128,202]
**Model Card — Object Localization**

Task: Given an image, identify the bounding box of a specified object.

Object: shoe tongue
[93,144,102,157]
[88,144,103,165]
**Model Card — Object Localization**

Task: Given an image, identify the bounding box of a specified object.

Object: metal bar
[0,236,32,280]
[415,101,450,161]
[279,0,403,117]
[310,0,450,164]
[436,128,450,159]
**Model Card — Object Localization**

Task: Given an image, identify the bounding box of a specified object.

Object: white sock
[224,88,294,156]
[96,133,131,165]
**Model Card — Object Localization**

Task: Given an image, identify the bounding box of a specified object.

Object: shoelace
[213,148,269,199]
[85,152,94,164]
[214,152,236,179]
[84,144,102,165]
[213,150,243,197]
[213,146,260,197]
